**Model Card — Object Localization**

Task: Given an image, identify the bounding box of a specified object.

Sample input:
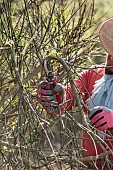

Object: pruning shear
[43,59,62,104]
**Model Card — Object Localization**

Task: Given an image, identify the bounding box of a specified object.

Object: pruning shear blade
[44,59,54,83]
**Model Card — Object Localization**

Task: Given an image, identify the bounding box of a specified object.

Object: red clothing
[65,67,113,167]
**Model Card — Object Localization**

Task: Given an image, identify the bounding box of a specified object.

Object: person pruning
[38,18,113,168]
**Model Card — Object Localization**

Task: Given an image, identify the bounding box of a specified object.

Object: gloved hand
[88,106,113,131]
[38,78,65,114]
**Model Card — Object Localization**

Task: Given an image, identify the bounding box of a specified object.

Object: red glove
[89,106,113,131]
[38,78,65,114]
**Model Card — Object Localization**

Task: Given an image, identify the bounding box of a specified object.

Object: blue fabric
[87,74,113,109]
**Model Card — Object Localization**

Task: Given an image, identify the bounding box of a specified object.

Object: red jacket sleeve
[65,67,104,111]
